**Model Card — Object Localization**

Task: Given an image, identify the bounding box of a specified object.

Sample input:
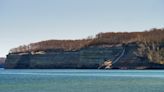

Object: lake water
[0,69,164,92]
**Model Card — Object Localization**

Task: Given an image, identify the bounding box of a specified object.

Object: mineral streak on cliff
[5,28,164,69]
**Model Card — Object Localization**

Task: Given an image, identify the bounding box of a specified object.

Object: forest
[10,28,164,53]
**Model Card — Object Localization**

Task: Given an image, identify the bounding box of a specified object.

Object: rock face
[0,58,5,68]
[5,43,164,69]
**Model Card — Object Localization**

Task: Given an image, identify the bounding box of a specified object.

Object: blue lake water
[0,69,164,92]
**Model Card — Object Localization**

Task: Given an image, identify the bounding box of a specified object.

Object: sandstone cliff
[5,43,164,69]
[5,28,164,69]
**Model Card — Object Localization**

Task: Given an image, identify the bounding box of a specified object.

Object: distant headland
[0,57,5,68]
[5,28,164,69]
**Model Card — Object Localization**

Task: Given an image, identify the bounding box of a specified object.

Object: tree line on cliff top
[9,28,164,54]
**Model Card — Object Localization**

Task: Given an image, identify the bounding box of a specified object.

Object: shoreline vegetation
[5,28,164,69]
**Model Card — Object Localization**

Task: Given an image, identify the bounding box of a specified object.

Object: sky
[0,0,164,57]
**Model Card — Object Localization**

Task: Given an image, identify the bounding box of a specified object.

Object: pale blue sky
[0,0,164,57]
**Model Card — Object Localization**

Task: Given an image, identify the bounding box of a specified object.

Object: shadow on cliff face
[15,54,31,69]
